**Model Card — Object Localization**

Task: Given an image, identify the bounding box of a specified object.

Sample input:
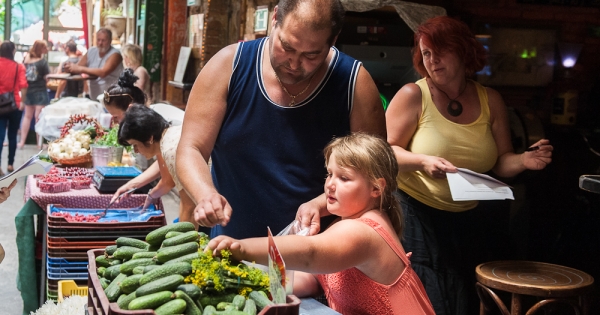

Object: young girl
[208,133,435,315]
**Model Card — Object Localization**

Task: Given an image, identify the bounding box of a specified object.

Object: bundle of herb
[93,126,122,147]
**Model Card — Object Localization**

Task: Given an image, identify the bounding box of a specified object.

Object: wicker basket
[48,114,103,167]
[48,140,93,166]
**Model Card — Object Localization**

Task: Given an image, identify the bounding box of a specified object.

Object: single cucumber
[136,274,185,297]
[117,291,137,310]
[231,295,245,310]
[202,305,217,315]
[154,298,187,315]
[248,291,273,310]
[161,230,200,247]
[113,246,148,260]
[156,242,199,263]
[243,299,257,315]
[176,284,202,300]
[95,255,112,268]
[110,259,122,266]
[174,290,203,315]
[139,262,192,286]
[105,273,127,302]
[104,264,123,280]
[105,245,118,255]
[199,293,237,308]
[97,266,107,277]
[120,258,156,275]
[216,302,231,311]
[221,310,251,315]
[146,222,196,246]
[164,252,201,265]
[99,278,111,290]
[132,251,158,260]
[116,237,150,250]
[119,274,144,294]
[165,231,184,239]
[128,290,174,310]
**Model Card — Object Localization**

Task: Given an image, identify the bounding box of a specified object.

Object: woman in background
[103,68,147,123]
[19,40,50,149]
[0,41,28,175]
[118,105,197,229]
[121,44,151,103]
[386,16,553,315]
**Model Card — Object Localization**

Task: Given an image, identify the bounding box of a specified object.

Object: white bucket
[91,145,124,167]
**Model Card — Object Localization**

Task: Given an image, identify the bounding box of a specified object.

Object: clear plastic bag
[276,220,310,236]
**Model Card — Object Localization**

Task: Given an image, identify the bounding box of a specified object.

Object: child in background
[207,133,435,315]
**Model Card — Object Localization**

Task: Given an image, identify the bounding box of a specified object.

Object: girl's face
[127,139,155,159]
[324,152,379,219]
[104,104,127,124]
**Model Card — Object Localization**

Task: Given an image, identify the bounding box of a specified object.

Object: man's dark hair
[66,40,77,53]
[0,41,16,59]
[275,0,345,45]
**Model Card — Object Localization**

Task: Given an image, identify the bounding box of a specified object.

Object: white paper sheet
[0,151,53,188]
[446,168,514,201]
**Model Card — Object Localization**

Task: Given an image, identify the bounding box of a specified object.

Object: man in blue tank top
[177,0,386,239]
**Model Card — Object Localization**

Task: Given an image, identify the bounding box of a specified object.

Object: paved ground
[0,144,180,314]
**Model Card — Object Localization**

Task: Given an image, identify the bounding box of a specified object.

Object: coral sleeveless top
[397,78,498,212]
[317,218,435,315]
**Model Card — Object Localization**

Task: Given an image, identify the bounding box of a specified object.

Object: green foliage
[94,126,125,147]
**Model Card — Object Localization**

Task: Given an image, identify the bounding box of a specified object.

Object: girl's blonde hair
[121,44,143,68]
[28,40,48,58]
[323,132,403,236]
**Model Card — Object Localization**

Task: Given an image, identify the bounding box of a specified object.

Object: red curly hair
[412,16,487,78]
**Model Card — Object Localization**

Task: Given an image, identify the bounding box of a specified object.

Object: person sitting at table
[117,105,197,228]
[19,40,50,150]
[63,28,124,101]
[207,133,435,315]
[54,40,84,99]
[121,44,151,103]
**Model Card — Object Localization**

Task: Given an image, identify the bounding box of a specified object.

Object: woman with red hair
[386,16,553,315]
[19,40,50,150]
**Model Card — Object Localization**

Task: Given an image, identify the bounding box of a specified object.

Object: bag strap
[13,63,18,91]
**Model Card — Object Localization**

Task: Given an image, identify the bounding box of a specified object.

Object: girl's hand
[206,235,242,258]
[522,139,553,170]
[422,156,458,179]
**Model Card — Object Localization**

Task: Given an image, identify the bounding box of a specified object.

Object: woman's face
[104,104,126,124]
[419,38,464,85]
[127,139,155,159]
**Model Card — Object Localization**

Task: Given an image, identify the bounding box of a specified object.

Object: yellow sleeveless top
[397,78,498,212]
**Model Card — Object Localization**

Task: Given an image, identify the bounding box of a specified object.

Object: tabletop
[46,74,98,81]
[25,175,148,210]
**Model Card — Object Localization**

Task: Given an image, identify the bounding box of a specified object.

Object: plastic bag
[276,220,310,236]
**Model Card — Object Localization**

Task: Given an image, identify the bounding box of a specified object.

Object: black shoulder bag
[0,63,20,115]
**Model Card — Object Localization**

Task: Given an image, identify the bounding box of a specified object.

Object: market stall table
[46,74,99,81]
[16,174,155,314]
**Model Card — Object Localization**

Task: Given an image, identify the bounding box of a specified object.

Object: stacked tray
[46,204,167,302]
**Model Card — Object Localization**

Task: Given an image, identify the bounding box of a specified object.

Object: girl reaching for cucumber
[207,133,435,315]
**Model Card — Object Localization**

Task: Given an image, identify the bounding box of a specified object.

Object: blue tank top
[211,37,361,238]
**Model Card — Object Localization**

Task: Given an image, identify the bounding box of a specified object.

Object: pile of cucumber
[94,222,275,315]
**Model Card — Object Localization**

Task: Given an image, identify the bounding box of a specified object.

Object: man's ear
[271,6,279,30]
[371,178,386,198]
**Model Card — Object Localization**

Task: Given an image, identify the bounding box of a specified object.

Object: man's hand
[194,192,232,228]
[0,180,17,203]
[206,235,242,259]
[63,62,81,74]
[296,197,325,236]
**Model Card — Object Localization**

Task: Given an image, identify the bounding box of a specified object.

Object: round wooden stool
[476,261,594,315]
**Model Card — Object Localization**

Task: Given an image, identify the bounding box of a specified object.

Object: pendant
[447,100,463,117]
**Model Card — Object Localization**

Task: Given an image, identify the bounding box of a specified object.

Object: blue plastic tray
[95,166,142,177]
[47,267,88,280]
[47,256,88,268]
[49,204,162,223]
